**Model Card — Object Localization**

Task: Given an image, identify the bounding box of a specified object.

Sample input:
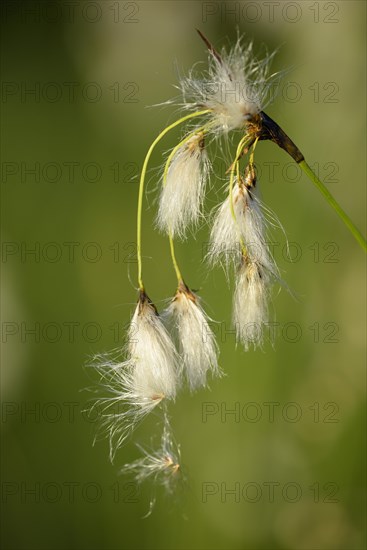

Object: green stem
[299,160,367,252]
[168,234,183,284]
[136,109,211,290]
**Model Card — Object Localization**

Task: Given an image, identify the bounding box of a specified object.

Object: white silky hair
[165,283,221,391]
[233,259,270,350]
[92,293,180,459]
[179,39,278,133]
[207,179,244,269]
[208,176,278,276]
[120,419,181,494]
[128,296,180,400]
[157,133,210,239]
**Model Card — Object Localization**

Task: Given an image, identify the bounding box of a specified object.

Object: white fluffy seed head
[120,420,182,495]
[92,291,180,459]
[157,132,209,239]
[208,173,278,276]
[128,292,180,401]
[233,258,270,350]
[179,39,277,133]
[165,281,221,391]
[208,177,244,269]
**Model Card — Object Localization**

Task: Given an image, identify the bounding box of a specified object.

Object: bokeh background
[1,1,366,549]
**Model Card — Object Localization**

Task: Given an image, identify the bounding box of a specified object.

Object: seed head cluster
[91,33,296,507]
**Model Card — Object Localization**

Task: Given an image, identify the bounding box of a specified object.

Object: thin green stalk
[299,160,367,252]
[168,234,183,284]
[136,109,211,290]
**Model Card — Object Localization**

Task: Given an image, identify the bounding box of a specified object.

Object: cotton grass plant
[91,31,366,507]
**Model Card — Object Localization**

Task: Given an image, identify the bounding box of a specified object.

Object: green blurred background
[1,1,366,549]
